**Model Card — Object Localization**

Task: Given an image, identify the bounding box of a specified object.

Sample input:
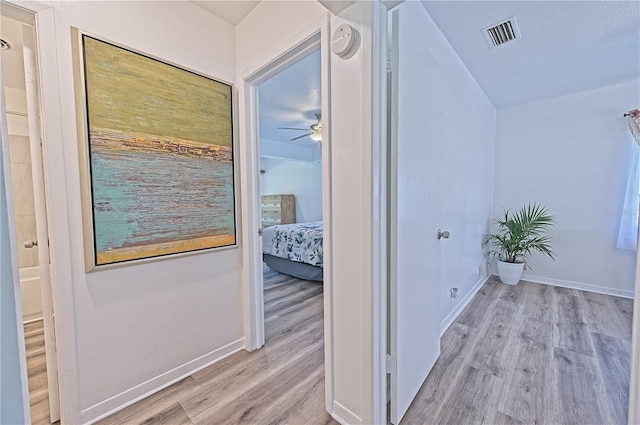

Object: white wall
[261,137,318,162]
[327,3,388,423]
[236,1,382,423]
[235,0,328,76]
[493,80,640,297]
[260,157,322,222]
[32,2,244,423]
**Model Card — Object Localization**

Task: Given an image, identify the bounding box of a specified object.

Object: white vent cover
[482,16,521,48]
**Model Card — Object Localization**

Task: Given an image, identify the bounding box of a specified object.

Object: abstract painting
[77,33,236,269]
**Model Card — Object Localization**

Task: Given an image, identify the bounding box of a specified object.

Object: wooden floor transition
[402,277,633,425]
[98,265,335,425]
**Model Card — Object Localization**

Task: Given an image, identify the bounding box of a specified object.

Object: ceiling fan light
[309,132,322,142]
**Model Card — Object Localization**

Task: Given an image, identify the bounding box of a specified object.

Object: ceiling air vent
[482,16,521,49]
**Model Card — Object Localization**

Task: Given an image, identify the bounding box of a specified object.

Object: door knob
[437,229,450,240]
[24,240,38,248]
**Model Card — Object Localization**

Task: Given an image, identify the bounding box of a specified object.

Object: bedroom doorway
[239,20,334,415]
[256,49,324,343]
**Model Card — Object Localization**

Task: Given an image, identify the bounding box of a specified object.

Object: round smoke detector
[0,39,11,50]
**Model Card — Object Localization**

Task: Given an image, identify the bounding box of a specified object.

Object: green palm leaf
[482,203,555,268]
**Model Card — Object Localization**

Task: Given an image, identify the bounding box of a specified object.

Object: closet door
[389,2,446,423]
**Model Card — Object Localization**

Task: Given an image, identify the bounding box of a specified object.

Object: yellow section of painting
[96,234,236,265]
[83,36,232,147]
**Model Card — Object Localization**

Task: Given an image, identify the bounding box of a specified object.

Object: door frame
[4,1,82,423]
[22,21,61,422]
[1,2,61,422]
[628,250,640,424]
[237,14,336,413]
[0,24,31,425]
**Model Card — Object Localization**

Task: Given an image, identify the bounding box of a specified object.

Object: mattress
[262,221,323,267]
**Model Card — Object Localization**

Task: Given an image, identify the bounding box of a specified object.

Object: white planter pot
[497,260,524,285]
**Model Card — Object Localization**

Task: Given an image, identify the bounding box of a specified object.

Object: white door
[389,3,446,423]
[22,26,60,423]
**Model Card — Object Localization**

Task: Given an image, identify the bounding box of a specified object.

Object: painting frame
[72,28,239,272]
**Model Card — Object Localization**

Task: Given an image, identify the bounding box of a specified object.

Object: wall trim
[81,338,244,424]
[331,400,363,425]
[521,273,634,299]
[440,274,490,335]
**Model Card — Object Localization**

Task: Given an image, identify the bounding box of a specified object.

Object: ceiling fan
[278,113,322,142]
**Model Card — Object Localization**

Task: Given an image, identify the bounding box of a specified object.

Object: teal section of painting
[82,35,236,265]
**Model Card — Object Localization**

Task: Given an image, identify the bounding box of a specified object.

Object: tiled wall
[8,134,38,268]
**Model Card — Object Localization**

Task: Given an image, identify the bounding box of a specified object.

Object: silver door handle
[437,229,450,240]
[24,240,38,248]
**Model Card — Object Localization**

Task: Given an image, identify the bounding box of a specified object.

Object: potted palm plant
[482,203,555,285]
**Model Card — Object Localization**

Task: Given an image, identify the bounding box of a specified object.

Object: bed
[262,221,323,282]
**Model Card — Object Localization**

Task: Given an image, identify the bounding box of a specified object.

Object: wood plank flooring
[402,277,633,425]
[24,319,52,425]
[98,265,335,425]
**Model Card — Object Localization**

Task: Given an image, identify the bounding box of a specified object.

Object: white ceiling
[421,1,640,108]
[5,0,633,136]
[258,49,321,155]
[191,1,357,26]
[191,1,260,25]
[192,0,639,112]
[0,15,26,90]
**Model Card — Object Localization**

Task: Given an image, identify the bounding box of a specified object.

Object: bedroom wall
[260,157,323,222]
[30,2,243,423]
[493,80,640,297]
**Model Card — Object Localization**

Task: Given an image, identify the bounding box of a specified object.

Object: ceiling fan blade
[290,133,312,141]
[278,127,309,131]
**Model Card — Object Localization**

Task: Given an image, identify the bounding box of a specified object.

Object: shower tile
[10,163,36,217]
[9,135,31,164]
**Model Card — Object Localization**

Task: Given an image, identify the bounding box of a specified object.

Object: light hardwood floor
[24,319,52,425]
[402,277,633,425]
[97,274,632,425]
[98,266,336,425]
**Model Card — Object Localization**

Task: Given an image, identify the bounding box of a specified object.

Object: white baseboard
[440,274,490,335]
[331,400,362,425]
[81,338,245,424]
[520,273,634,299]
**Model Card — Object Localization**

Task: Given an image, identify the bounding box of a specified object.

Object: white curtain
[617,111,640,250]
[629,110,640,145]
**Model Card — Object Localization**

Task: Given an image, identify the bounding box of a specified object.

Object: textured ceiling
[0,15,26,90]
[258,50,321,153]
[421,1,640,108]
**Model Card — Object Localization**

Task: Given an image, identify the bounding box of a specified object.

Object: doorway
[1,4,60,423]
[240,19,336,413]
[256,48,324,345]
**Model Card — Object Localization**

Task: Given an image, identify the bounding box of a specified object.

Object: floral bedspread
[262,221,323,267]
